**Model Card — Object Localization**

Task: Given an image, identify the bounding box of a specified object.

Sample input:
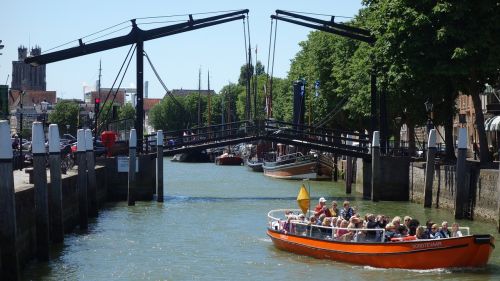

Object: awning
[485,116,500,131]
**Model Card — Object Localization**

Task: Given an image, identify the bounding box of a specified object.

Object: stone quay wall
[11,153,157,272]
[410,162,500,222]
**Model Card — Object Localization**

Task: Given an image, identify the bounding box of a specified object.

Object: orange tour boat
[267,208,495,269]
[267,185,494,269]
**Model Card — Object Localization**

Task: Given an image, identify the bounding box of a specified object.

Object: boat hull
[215,156,243,165]
[263,161,329,180]
[267,229,494,269]
[246,159,264,172]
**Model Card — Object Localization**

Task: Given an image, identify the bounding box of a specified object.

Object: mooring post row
[128,129,137,206]
[156,130,164,202]
[48,124,64,243]
[32,122,50,261]
[77,129,88,229]
[0,120,20,280]
[85,129,98,218]
[371,131,380,202]
[424,129,436,208]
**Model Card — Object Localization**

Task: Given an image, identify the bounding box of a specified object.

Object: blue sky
[0,0,363,100]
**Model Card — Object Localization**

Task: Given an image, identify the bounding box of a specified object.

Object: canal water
[22,158,500,280]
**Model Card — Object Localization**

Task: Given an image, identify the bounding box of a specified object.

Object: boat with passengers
[267,209,495,269]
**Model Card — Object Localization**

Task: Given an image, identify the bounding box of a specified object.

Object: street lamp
[66,124,70,134]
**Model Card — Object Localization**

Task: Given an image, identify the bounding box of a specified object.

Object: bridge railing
[263,120,370,153]
[161,120,256,150]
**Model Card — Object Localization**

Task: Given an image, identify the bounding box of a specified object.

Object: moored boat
[215,153,243,165]
[267,209,495,269]
[246,158,264,172]
[262,152,330,180]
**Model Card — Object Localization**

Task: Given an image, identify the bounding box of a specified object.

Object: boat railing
[268,209,386,242]
[267,209,471,242]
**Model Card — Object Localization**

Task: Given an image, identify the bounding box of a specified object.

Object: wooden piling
[48,124,64,243]
[128,129,137,206]
[455,128,467,219]
[371,131,381,202]
[156,130,164,202]
[0,120,20,280]
[76,129,88,229]
[424,129,437,208]
[85,129,98,217]
[345,135,352,194]
[333,154,338,182]
[32,122,50,261]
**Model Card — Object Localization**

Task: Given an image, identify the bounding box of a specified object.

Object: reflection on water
[21,159,499,281]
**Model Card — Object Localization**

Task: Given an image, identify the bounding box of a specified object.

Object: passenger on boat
[365,214,381,242]
[295,214,308,235]
[424,220,434,237]
[317,214,326,225]
[439,221,451,238]
[451,223,463,237]
[308,216,322,238]
[336,220,349,239]
[314,197,332,217]
[339,201,354,221]
[282,216,295,234]
[403,216,412,228]
[330,201,339,217]
[415,226,427,239]
[384,223,397,241]
[408,219,420,236]
[391,217,402,235]
[429,224,444,239]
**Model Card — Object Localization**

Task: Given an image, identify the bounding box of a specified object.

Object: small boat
[246,158,264,172]
[267,209,495,269]
[215,153,243,165]
[171,151,210,162]
[262,152,330,180]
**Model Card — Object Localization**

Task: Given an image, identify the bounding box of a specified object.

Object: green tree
[48,100,79,135]
[118,103,136,121]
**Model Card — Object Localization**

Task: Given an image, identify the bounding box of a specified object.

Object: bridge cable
[94,43,135,123]
[265,18,274,118]
[269,18,278,118]
[97,45,136,134]
[143,50,191,128]
[313,95,349,128]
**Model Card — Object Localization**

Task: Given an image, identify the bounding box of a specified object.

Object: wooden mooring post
[371,131,381,202]
[32,122,50,261]
[85,129,98,217]
[0,120,20,280]
[76,129,88,229]
[345,135,352,194]
[156,130,164,202]
[48,124,64,243]
[455,128,467,219]
[424,129,436,208]
[128,129,137,206]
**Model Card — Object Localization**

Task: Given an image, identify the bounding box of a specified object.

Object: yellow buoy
[296,184,310,215]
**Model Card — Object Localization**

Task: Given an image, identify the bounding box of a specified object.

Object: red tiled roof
[9,89,57,108]
[144,98,161,111]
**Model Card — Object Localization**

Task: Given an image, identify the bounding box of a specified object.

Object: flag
[296,184,310,215]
